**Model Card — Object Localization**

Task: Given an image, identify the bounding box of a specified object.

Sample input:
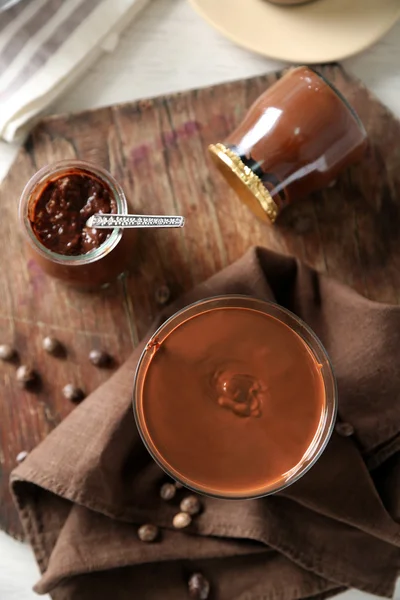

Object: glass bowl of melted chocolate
[19,160,133,288]
[134,296,337,499]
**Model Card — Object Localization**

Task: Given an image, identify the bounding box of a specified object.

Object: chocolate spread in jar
[136,303,328,498]
[29,170,117,255]
[20,160,134,289]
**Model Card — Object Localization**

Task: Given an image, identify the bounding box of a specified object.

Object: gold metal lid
[208,143,279,224]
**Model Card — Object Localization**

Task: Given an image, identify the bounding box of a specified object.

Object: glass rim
[19,159,127,266]
[133,294,338,500]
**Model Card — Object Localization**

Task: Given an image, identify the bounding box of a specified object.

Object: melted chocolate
[30,170,116,256]
[139,306,325,497]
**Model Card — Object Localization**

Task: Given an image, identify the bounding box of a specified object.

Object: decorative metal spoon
[86,214,185,229]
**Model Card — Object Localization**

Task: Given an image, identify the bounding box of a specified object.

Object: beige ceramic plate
[189,0,400,63]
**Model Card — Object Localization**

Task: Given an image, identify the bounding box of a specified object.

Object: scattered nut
[16,365,37,387]
[160,483,176,501]
[42,336,62,356]
[89,349,111,368]
[0,344,15,361]
[180,495,201,516]
[172,512,191,529]
[335,422,354,437]
[188,573,210,599]
[155,285,171,306]
[174,481,183,489]
[16,451,29,463]
[62,384,85,403]
[137,524,159,543]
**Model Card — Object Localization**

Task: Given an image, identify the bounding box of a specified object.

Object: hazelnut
[180,495,201,516]
[155,285,171,306]
[172,512,191,529]
[160,483,176,501]
[16,451,29,463]
[335,422,354,437]
[188,573,210,599]
[62,384,85,403]
[137,524,159,543]
[89,349,111,368]
[16,365,37,387]
[42,336,62,356]
[0,344,15,361]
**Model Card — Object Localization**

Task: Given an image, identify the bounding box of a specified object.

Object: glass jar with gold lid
[209,66,367,224]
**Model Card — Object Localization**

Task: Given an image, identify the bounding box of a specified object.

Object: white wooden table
[1,0,400,598]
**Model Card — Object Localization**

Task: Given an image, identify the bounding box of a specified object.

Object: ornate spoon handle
[86,214,185,229]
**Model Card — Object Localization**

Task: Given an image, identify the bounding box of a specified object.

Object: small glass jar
[133,296,337,500]
[209,66,367,224]
[19,160,136,289]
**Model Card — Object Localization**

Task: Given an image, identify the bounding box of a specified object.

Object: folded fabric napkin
[0,0,149,142]
[11,247,400,600]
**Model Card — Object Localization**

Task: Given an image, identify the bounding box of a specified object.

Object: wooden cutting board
[1,64,400,539]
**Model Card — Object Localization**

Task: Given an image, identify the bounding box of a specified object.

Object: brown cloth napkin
[10,247,400,600]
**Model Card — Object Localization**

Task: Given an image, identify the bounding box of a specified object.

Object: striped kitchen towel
[0,0,149,142]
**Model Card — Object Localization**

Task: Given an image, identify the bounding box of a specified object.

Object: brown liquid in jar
[138,306,326,497]
[213,66,367,217]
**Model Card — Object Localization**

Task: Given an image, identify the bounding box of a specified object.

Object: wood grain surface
[1,64,400,539]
